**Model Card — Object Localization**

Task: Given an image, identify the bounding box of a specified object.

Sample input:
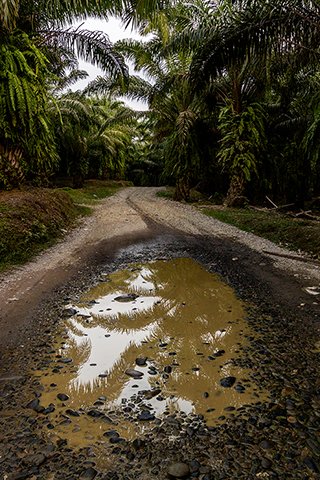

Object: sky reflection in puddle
[38,258,268,444]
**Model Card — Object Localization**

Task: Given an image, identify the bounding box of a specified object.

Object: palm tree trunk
[174,177,190,201]
[0,144,24,188]
[224,174,246,207]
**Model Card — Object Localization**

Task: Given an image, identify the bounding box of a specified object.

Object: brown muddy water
[37,258,268,452]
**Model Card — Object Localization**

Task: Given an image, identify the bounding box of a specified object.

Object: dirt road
[1,187,320,480]
[1,187,319,348]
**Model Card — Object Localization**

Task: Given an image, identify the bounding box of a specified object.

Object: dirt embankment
[0,188,80,268]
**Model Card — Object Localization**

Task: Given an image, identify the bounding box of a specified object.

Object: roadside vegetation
[1,1,320,263]
[0,181,122,271]
[203,207,320,259]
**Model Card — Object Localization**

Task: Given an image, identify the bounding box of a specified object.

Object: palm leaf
[39,26,129,79]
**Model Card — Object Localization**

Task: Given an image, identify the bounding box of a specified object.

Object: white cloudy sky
[72,17,149,110]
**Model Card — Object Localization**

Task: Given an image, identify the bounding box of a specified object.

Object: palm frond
[39,27,129,79]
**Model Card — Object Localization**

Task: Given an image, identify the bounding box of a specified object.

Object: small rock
[125,369,144,379]
[114,294,138,302]
[59,358,73,364]
[26,398,41,412]
[144,389,161,399]
[214,349,225,357]
[135,357,147,366]
[220,376,236,388]
[63,307,78,317]
[80,467,98,480]
[66,409,80,417]
[57,393,69,401]
[43,404,55,414]
[167,462,190,478]
[234,384,246,393]
[137,411,155,421]
[260,440,274,450]
[261,457,272,469]
[87,409,103,418]
[103,430,119,438]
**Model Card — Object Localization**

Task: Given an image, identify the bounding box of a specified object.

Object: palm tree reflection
[45,258,262,418]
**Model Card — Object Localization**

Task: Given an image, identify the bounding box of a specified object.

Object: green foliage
[203,207,320,259]
[0,31,58,187]
[0,188,79,269]
[52,92,140,187]
[62,182,121,205]
[218,102,266,183]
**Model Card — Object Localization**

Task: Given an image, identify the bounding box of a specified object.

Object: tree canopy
[1,0,320,207]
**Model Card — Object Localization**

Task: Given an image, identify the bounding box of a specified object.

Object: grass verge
[61,180,123,205]
[203,207,320,259]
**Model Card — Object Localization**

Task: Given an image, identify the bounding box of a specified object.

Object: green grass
[156,188,174,200]
[61,182,121,205]
[203,207,320,258]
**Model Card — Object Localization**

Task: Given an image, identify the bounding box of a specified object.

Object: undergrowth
[0,181,121,271]
[203,207,320,258]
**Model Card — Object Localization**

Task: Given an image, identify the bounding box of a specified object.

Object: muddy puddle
[37,258,268,453]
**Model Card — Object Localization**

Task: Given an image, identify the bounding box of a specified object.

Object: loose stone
[66,409,80,417]
[220,376,236,388]
[80,467,98,480]
[167,462,190,478]
[114,294,139,302]
[63,307,78,317]
[125,369,144,379]
[59,358,72,364]
[137,411,155,421]
[135,357,148,366]
[57,393,69,401]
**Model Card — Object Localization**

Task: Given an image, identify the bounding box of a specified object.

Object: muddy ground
[0,188,320,480]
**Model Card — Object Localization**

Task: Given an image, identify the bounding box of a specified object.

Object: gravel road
[1,187,319,324]
[1,187,320,480]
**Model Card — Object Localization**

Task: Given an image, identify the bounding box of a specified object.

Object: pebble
[57,393,69,401]
[87,409,104,418]
[261,457,273,469]
[138,411,155,421]
[103,430,119,438]
[125,369,144,379]
[114,294,139,302]
[167,462,190,478]
[63,307,78,316]
[136,357,148,366]
[220,376,236,388]
[59,358,72,364]
[80,467,98,480]
[66,409,80,417]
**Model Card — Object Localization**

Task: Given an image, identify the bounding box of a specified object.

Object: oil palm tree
[107,17,216,200]
[186,0,320,203]
[52,91,139,186]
